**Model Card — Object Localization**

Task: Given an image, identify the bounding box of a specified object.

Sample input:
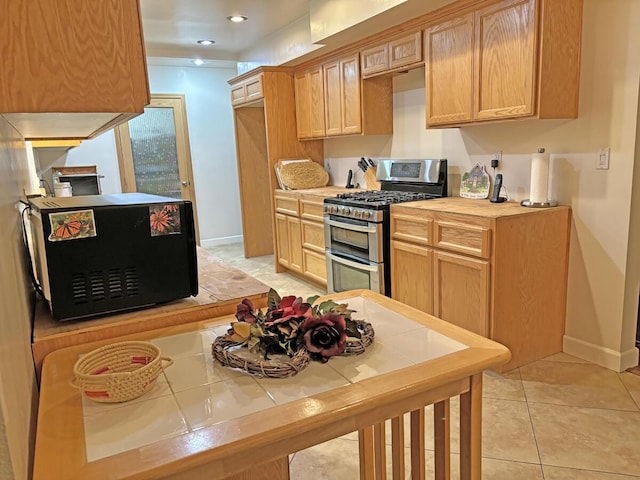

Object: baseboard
[200,235,243,249]
[563,335,639,372]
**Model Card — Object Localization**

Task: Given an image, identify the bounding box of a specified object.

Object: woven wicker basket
[71,341,173,403]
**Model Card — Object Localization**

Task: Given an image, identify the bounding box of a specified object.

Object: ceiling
[140,0,458,68]
[140,0,310,64]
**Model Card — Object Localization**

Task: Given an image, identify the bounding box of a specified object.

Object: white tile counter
[34,290,510,480]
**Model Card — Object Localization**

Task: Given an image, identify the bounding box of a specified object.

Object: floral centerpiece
[211,289,374,378]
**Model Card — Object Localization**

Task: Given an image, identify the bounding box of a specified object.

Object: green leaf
[345,318,361,339]
[318,300,338,313]
[267,289,281,310]
[306,294,320,306]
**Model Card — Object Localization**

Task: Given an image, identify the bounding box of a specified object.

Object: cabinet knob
[181,180,190,186]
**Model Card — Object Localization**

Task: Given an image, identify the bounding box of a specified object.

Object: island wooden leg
[410,408,425,480]
[374,422,387,480]
[359,426,376,480]
[434,399,451,480]
[390,416,405,480]
[460,374,482,480]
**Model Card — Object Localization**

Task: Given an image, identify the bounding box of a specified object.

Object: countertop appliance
[28,193,198,321]
[323,159,447,295]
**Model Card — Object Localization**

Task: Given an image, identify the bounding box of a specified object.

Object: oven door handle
[326,252,379,272]
[324,218,378,234]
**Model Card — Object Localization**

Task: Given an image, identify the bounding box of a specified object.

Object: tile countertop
[80,295,468,462]
[33,290,511,480]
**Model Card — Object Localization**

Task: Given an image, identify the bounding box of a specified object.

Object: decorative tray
[460,162,490,199]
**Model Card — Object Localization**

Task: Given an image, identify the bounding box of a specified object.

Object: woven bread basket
[71,341,173,403]
[277,161,329,190]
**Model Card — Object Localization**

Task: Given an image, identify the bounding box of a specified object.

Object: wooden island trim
[34,290,510,480]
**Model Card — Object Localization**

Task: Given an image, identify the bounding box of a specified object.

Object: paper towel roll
[529,150,549,204]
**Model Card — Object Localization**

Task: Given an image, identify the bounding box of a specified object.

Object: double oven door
[324,214,387,295]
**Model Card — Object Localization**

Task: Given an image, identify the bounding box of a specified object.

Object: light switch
[597,147,610,170]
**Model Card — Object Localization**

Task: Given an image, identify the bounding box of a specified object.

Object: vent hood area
[1,112,138,141]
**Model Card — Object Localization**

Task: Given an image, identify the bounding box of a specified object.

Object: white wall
[66,130,121,193]
[325,0,640,371]
[145,62,243,246]
[58,61,243,247]
[0,116,38,480]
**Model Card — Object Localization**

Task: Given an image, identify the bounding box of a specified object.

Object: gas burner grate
[336,191,438,204]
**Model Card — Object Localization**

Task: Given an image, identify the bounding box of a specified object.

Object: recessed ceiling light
[197,40,215,46]
[192,59,205,66]
[227,15,248,23]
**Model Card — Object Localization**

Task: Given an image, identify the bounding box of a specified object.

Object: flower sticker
[149,204,181,236]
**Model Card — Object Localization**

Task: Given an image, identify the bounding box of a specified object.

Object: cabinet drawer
[300,197,324,221]
[434,220,491,258]
[303,248,327,285]
[274,195,300,216]
[391,213,433,245]
[301,220,325,252]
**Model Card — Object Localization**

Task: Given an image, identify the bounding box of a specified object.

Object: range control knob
[363,211,372,219]
[343,208,352,216]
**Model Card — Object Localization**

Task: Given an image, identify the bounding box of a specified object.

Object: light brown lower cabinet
[275,213,302,273]
[274,191,327,286]
[391,199,571,371]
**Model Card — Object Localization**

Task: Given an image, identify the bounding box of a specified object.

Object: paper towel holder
[521,147,558,208]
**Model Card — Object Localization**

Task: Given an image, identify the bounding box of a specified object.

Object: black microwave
[28,193,198,321]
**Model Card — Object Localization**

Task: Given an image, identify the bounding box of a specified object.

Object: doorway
[114,94,200,244]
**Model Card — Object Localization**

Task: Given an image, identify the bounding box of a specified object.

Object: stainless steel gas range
[323,159,447,295]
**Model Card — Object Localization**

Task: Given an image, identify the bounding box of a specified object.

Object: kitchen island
[32,247,270,381]
[33,289,510,479]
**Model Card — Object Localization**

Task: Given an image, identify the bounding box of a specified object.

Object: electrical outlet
[597,147,610,170]
[491,151,501,169]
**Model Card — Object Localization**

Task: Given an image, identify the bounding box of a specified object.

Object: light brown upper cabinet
[361,32,423,78]
[425,0,583,127]
[294,53,393,139]
[324,54,362,136]
[230,73,264,107]
[294,67,326,139]
[0,0,150,140]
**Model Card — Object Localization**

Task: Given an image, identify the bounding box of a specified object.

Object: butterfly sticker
[48,210,97,242]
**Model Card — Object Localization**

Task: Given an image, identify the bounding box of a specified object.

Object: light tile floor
[206,243,640,480]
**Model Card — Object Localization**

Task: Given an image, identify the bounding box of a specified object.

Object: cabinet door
[323,60,342,136]
[361,43,389,77]
[275,213,291,268]
[433,251,489,336]
[309,67,326,137]
[389,32,422,69]
[391,240,434,315]
[230,84,246,106]
[425,13,474,125]
[294,71,311,138]
[244,75,264,103]
[474,0,536,120]
[340,54,362,135]
[288,216,303,272]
